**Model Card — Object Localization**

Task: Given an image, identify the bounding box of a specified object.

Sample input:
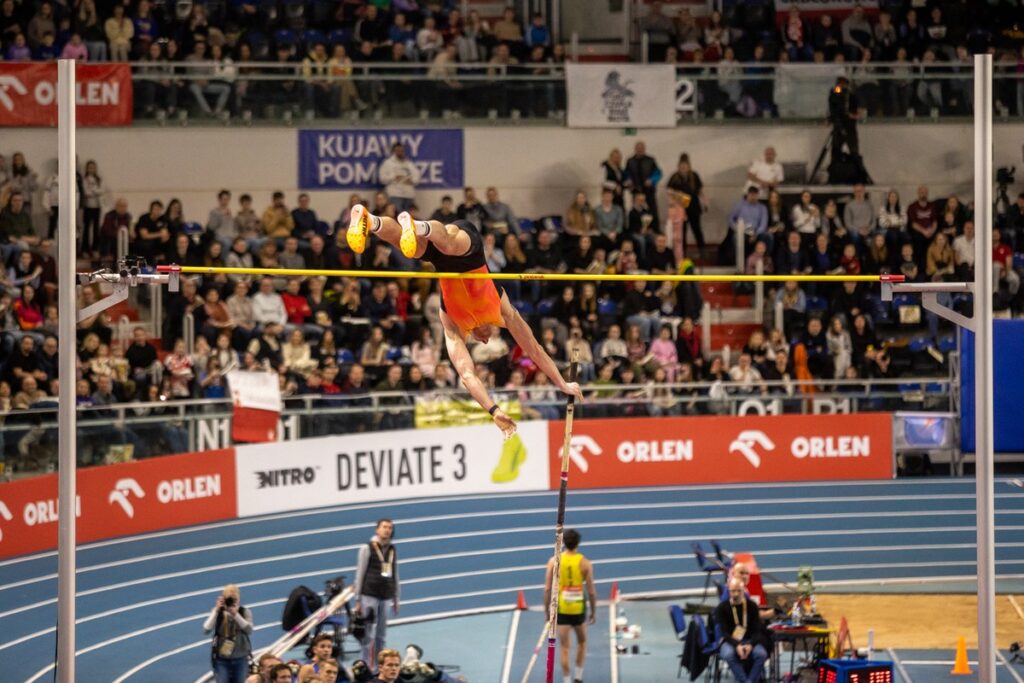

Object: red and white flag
[228,370,281,443]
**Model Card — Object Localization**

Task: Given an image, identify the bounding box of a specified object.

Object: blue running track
[1,478,1023,681]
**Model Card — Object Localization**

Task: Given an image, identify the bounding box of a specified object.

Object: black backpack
[281,585,322,631]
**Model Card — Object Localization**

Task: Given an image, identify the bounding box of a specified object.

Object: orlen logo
[157,475,221,503]
[791,436,871,458]
[0,75,28,111]
[0,500,12,542]
[108,478,145,518]
[568,435,602,473]
[728,430,776,468]
[256,467,316,488]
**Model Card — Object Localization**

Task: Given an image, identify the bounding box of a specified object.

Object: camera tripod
[809,126,873,185]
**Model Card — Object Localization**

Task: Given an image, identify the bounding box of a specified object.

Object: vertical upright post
[56,58,77,683]
[973,52,995,683]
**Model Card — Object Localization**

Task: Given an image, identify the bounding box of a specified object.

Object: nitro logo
[256,467,316,488]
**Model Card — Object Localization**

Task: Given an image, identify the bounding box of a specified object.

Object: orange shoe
[346,204,370,254]
[397,211,419,258]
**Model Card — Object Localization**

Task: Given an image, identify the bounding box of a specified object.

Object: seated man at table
[726,561,777,622]
[715,577,770,683]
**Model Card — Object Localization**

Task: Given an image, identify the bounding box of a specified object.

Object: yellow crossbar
[156,265,899,284]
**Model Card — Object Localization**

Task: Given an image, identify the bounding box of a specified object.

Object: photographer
[203,584,255,683]
[353,519,401,665]
[827,76,869,184]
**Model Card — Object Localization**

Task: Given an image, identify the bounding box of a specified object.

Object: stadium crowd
[1,1,1022,120]
[2,133,1020,467]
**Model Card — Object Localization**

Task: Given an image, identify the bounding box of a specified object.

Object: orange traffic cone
[610,582,620,602]
[516,590,528,610]
[950,635,972,675]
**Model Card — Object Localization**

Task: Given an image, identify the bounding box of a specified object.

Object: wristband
[488,404,499,416]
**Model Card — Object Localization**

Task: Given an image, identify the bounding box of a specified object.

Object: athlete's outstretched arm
[440,308,517,436]
[501,295,584,403]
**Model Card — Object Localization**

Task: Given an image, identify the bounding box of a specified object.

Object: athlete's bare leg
[574,623,588,676]
[397,212,472,259]
[558,625,572,679]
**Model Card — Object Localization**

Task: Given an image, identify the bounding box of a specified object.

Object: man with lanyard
[347,206,583,437]
[714,577,770,683]
[544,529,597,683]
[371,649,402,683]
[354,519,400,664]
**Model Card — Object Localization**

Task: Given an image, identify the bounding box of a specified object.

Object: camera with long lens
[223,596,236,608]
[997,166,1016,186]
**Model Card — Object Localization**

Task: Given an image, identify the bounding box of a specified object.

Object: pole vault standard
[881,52,994,681]
[56,58,76,683]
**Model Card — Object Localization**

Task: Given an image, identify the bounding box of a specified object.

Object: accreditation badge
[380,562,392,578]
[731,626,746,641]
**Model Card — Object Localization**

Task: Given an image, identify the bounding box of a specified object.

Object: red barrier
[0,63,133,127]
[547,413,893,488]
[0,449,236,559]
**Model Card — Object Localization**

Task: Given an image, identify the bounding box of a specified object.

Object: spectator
[354,519,400,665]
[715,577,770,683]
[251,277,287,328]
[593,188,624,250]
[416,16,444,62]
[907,185,937,266]
[953,220,975,281]
[993,228,1020,299]
[745,147,783,195]
[666,153,707,258]
[601,148,626,208]
[564,190,597,239]
[248,322,284,369]
[246,654,283,683]
[429,195,457,224]
[729,352,766,395]
[775,279,807,332]
[125,326,159,389]
[482,187,518,236]
[26,1,54,48]
[863,232,892,275]
[457,187,487,230]
[378,143,419,214]
[801,317,833,379]
[874,10,898,60]
[493,6,523,51]
[0,192,38,260]
[81,160,104,257]
[782,7,812,62]
[133,200,169,264]
[926,232,956,282]
[104,3,133,61]
[1005,192,1024,251]
[373,650,402,683]
[639,1,675,62]
[625,141,661,228]
[729,187,770,252]
[624,283,659,342]
[844,184,875,241]
[164,338,194,397]
[878,189,906,249]
[13,375,47,409]
[203,585,254,683]
[236,193,261,243]
[841,4,873,59]
[849,313,877,369]
[525,12,550,49]
[13,283,44,333]
[826,316,853,378]
[262,191,295,241]
[791,190,821,244]
[279,237,306,270]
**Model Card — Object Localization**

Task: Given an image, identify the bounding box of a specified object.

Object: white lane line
[1,506,1004,600]
[997,650,1024,683]
[500,608,521,683]
[1010,594,1024,622]
[887,648,912,682]
[0,537,1011,654]
[2,477,1006,569]
[0,492,996,592]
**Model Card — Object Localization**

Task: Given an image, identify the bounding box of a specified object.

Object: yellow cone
[950,635,972,675]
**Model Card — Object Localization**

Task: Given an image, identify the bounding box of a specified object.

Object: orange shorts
[441,266,504,334]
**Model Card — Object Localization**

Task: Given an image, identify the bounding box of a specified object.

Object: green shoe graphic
[491,433,526,483]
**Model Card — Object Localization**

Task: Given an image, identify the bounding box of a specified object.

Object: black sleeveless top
[421,219,486,272]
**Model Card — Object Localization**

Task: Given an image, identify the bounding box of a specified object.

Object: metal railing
[0,374,954,479]
[125,59,1024,123]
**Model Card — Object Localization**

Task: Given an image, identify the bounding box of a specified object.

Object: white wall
[6,121,1023,242]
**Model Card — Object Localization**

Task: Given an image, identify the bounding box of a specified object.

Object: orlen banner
[234,421,547,516]
[0,449,236,559]
[548,413,893,489]
[0,63,133,127]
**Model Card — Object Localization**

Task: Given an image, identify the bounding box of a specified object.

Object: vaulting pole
[973,52,995,683]
[56,58,78,683]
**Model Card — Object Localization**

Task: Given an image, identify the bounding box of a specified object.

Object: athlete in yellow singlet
[544,529,597,683]
[347,205,584,438]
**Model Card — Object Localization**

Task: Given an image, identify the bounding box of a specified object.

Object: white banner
[227,370,282,412]
[566,64,677,129]
[234,421,550,517]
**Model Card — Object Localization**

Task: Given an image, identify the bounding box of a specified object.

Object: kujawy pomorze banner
[0,62,133,126]
[298,128,464,190]
[548,413,893,489]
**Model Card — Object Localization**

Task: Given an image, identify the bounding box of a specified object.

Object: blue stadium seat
[892,294,916,308]
[274,29,297,47]
[937,335,956,353]
[537,299,555,315]
[517,218,535,234]
[328,28,352,47]
[908,337,928,352]
[598,299,618,315]
[514,300,534,315]
[243,29,269,58]
[806,296,828,314]
[303,29,326,48]
[386,348,402,361]
[182,221,203,235]
[925,382,944,393]
[338,348,355,363]
[1014,253,1024,270]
